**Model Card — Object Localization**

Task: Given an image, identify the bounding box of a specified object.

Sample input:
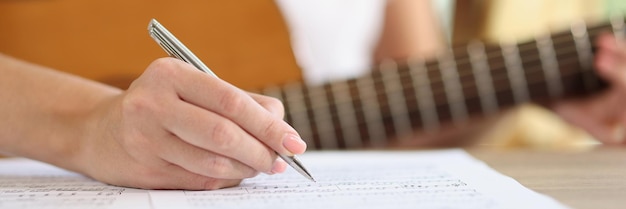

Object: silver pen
[147,19,315,182]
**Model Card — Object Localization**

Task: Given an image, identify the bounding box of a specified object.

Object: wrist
[71,93,124,176]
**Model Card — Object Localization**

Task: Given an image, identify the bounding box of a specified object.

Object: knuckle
[144,58,182,82]
[147,58,179,73]
[262,119,282,143]
[121,92,155,117]
[217,89,246,116]
[209,123,238,150]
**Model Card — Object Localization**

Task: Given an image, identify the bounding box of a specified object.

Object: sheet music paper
[151,149,569,209]
[0,158,150,209]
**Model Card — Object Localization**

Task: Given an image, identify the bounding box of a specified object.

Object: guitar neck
[260,19,624,150]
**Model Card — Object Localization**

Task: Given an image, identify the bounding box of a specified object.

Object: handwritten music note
[0,158,149,209]
[150,150,569,209]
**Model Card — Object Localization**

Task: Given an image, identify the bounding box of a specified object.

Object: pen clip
[147,19,217,77]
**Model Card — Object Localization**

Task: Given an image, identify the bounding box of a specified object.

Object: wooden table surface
[468,146,626,209]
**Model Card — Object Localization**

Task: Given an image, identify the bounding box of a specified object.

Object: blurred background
[1,0,626,149]
[1,0,624,90]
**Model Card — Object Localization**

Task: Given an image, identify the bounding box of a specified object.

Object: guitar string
[353,57,585,116]
[287,41,588,115]
[398,47,582,98]
[297,54,585,122]
[282,45,587,142]
[294,53,588,147]
[281,25,604,106]
[274,22,611,144]
[281,47,590,142]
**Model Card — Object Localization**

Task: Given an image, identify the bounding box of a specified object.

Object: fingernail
[282,133,307,155]
[270,158,287,174]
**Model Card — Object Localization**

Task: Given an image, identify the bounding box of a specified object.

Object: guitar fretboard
[260,19,625,150]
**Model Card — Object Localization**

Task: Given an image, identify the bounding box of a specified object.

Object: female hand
[78,58,306,189]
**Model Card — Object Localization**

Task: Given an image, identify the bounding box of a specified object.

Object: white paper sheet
[150,149,569,209]
[0,158,150,209]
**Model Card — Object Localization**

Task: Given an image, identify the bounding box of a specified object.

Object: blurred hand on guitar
[554,33,626,145]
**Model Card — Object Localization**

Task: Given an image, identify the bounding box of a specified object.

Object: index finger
[164,59,307,156]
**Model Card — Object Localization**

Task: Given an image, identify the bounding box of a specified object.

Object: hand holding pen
[148,19,315,182]
[73,19,311,190]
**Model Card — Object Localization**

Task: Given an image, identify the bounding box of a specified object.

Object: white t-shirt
[275,0,387,85]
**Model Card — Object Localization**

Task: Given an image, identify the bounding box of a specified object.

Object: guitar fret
[501,42,530,103]
[571,20,596,92]
[355,74,387,147]
[536,34,564,97]
[409,59,439,132]
[308,85,338,149]
[283,83,316,149]
[438,53,468,125]
[330,81,362,148]
[467,41,499,115]
[380,59,413,139]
